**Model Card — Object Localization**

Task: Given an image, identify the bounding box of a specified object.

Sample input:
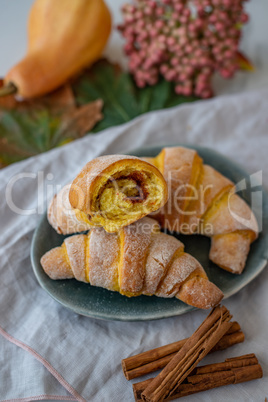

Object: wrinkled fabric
[0,89,267,401]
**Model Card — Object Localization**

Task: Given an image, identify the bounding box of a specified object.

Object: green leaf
[136,79,172,113]
[0,109,71,165]
[73,60,199,133]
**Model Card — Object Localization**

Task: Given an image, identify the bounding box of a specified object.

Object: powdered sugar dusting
[64,235,88,283]
[143,233,183,295]
[41,214,223,309]
[40,247,74,280]
[185,164,233,232]
[176,277,223,309]
[120,217,157,294]
[156,253,201,298]
[47,184,91,235]
[70,154,164,231]
[209,233,250,273]
[156,147,200,228]
[84,155,140,179]
[204,193,258,236]
[89,228,119,291]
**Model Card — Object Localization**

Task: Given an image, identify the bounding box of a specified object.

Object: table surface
[0,0,267,401]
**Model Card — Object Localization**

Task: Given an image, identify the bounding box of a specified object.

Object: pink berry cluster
[118,0,249,98]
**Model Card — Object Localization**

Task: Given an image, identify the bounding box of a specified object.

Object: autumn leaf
[0,84,103,166]
[236,51,255,72]
[0,59,198,167]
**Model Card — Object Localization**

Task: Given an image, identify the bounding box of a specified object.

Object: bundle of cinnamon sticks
[133,354,262,401]
[121,305,263,402]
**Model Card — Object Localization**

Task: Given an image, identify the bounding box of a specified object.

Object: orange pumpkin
[1,0,112,99]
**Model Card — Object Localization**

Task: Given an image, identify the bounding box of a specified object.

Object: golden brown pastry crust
[154,147,202,230]
[64,234,88,282]
[47,184,92,235]
[119,217,159,296]
[203,192,258,237]
[88,228,119,291]
[156,254,205,299]
[209,232,251,274]
[183,164,234,234]
[143,233,184,296]
[68,155,168,232]
[40,246,73,280]
[147,147,258,274]
[46,147,257,275]
[40,218,223,309]
[177,276,224,310]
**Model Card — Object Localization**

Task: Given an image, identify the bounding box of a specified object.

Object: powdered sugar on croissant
[41,217,223,309]
[68,155,168,232]
[147,147,259,274]
[47,184,92,235]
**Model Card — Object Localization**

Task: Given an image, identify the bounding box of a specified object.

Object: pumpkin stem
[0,82,17,97]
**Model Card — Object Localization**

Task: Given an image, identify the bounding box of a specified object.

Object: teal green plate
[31,144,268,321]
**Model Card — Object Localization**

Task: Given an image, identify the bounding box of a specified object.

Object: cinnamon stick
[141,305,233,402]
[133,354,263,401]
[122,322,244,380]
[190,353,258,377]
[210,330,244,353]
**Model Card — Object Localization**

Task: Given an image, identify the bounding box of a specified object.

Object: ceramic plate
[31,144,268,321]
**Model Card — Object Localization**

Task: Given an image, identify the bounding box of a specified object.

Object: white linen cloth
[0,89,267,401]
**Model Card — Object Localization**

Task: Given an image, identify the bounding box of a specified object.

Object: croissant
[145,147,258,274]
[47,184,92,235]
[41,217,223,309]
[47,148,258,274]
[66,154,168,233]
